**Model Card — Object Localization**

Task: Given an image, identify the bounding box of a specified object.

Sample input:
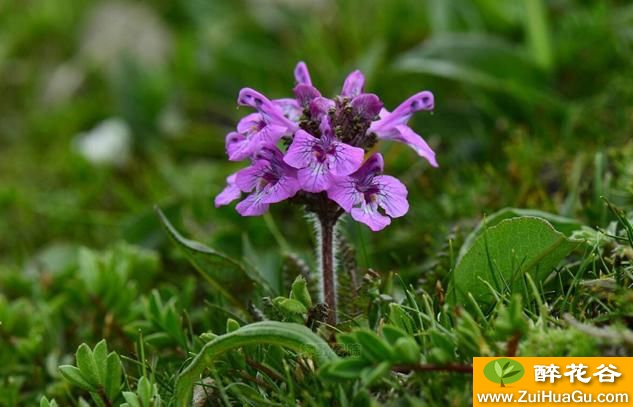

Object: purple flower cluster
[215,62,437,231]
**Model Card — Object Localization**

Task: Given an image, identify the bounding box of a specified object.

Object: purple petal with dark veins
[351,94,383,120]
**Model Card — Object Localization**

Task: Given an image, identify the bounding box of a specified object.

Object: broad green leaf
[449,217,584,310]
[59,365,93,391]
[156,207,271,311]
[104,352,122,401]
[75,343,100,387]
[174,321,338,407]
[494,361,503,378]
[504,364,514,375]
[457,208,582,264]
[92,340,108,385]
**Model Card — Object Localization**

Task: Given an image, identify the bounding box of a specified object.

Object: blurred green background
[2,0,632,272]
[1,0,633,402]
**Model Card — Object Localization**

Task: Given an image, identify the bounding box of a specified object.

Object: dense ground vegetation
[1,0,632,405]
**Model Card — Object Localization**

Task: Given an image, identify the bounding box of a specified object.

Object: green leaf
[503,370,521,378]
[394,337,420,364]
[457,208,582,264]
[321,358,369,379]
[174,321,338,407]
[494,361,503,378]
[122,392,141,407]
[104,352,122,401]
[448,217,583,310]
[59,365,93,391]
[226,318,241,333]
[360,361,392,386]
[354,330,396,363]
[75,343,101,387]
[382,325,408,345]
[272,297,308,314]
[155,207,271,311]
[40,397,59,407]
[92,340,108,385]
[523,0,553,70]
[137,376,152,406]
[504,364,514,375]
[290,276,312,309]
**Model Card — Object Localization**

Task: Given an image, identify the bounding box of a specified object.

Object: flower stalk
[319,214,337,325]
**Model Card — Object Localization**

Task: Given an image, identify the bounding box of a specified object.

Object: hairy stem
[320,216,337,325]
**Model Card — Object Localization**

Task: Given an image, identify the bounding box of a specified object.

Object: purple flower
[226,89,299,161]
[216,62,437,231]
[328,153,409,231]
[233,147,300,216]
[214,173,241,207]
[284,121,365,193]
[368,91,437,167]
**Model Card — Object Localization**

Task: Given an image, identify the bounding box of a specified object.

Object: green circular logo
[483,358,525,387]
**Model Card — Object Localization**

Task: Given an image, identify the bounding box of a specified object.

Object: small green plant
[58,340,122,406]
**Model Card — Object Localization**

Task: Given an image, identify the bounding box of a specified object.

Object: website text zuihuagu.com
[476,390,629,404]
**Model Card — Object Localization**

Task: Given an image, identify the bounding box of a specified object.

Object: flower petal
[341,70,365,98]
[327,176,358,212]
[238,88,297,130]
[392,125,438,167]
[225,132,249,161]
[352,153,384,181]
[309,97,335,120]
[234,163,264,192]
[294,61,312,86]
[214,174,241,207]
[294,84,321,108]
[260,175,300,204]
[369,91,434,131]
[351,205,391,231]
[328,142,365,176]
[376,175,409,218]
[236,113,262,134]
[273,98,301,122]
[236,193,269,216]
[351,94,383,120]
[298,165,332,193]
[284,129,317,169]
